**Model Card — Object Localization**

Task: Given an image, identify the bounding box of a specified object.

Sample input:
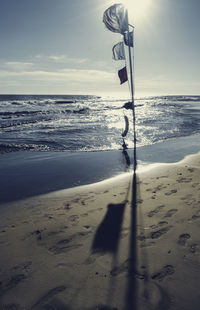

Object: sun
[120,0,152,23]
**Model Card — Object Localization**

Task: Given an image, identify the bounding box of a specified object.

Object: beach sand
[0,152,200,309]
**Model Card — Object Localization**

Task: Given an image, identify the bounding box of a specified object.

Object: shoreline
[0,133,200,204]
[0,151,199,309]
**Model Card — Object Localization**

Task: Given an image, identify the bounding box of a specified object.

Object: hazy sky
[0,0,199,97]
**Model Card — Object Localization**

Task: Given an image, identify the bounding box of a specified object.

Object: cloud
[0,66,120,94]
[48,55,66,62]
[0,68,115,83]
[35,54,43,59]
[4,61,34,71]
[58,68,115,82]
[32,54,107,69]
[48,55,88,64]
[1,64,199,96]
[135,74,200,95]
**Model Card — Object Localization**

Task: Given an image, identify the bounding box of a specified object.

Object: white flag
[112,42,125,60]
[103,3,128,34]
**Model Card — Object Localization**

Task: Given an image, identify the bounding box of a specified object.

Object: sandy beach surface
[0,152,200,309]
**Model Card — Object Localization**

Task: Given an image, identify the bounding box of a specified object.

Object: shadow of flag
[118,66,128,84]
[91,203,125,253]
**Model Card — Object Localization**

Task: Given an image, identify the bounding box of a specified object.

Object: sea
[0,94,200,154]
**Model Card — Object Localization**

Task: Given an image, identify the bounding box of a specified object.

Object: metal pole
[126,11,137,170]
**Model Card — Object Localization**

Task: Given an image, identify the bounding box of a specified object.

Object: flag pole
[126,10,137,170]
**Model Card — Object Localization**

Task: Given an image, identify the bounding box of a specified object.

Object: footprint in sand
[2,304,21,310]
[56,263,68,268]
[165,189,177,195]
[64,203,72,211]
[140,241,156,248]
[68,215,79,225]
[189,243,198,253]
[164,209,177,218]
[147,184,165,194]
[71,198,80,204]
[192,182,199,188]
[178,233,191,246]
[49,243,83,254]
[80,213,88,217]
[46,231,57,237]
[153,185,165,192]
[48,231,91,254]
[150,221,168,229]
[110,259,145,279]
[177,177,192,183]
[5,274,27,291]
[0,262,32,294]
[84,256,96,265]
[180,194,192,200]
[151,265,175,281]
[31,286,67,309]
[138,225,171,242]
[150,226,172,239]
[147,205,165,217]
[188,168,194,173]
[30,229,46,241]
[11,261,32,273]
[191,214,200,220]
[156,175,168,179]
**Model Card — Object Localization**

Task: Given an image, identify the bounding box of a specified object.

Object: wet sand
[1,133,200,203]
[0,152,200,309]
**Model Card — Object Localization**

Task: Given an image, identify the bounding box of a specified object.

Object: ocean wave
[55,100,76,104]
[0,143,51,153]
[0,120,38,129]
[61,107,90,114]
[73,107,90,114]
[174,96,200,102]
[0,95,200,154]
[0,94,99,102]
[148,95,200,102]
[0,116,55,129]
[0,110,41,117]
[11,101,21,105]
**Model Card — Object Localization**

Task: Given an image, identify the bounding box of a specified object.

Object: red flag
[118,66,128,84]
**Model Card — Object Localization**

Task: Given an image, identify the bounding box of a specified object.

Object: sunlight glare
[120,0,152,23]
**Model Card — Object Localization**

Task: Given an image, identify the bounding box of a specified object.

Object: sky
[0,0,200,97]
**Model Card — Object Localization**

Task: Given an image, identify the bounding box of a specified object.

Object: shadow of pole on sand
[124,164,138,310]
[91,125,138,310]
[124,101,138,309]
